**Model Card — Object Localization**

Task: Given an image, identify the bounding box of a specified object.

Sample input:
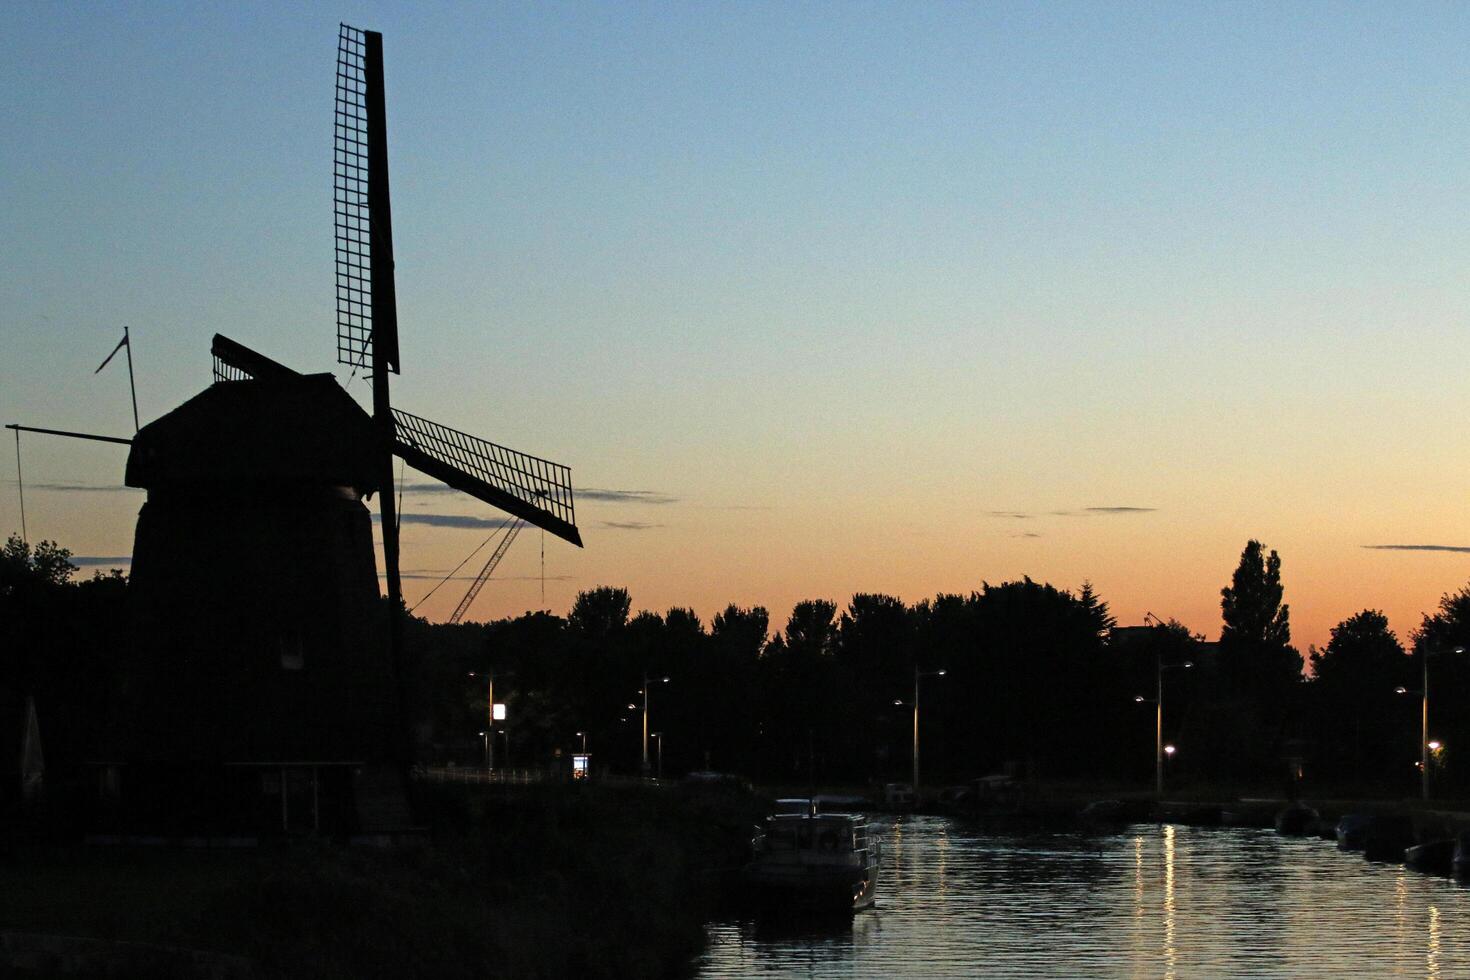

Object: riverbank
[1,780,766,979]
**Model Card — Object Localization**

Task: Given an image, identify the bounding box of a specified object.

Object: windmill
[89,24,582,836]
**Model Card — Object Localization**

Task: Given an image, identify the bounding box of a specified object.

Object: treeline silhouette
[6,533,1470,796]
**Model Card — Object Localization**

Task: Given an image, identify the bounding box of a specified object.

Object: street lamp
[478,730,489,769]
[468,671,511,769]
[893,667,946,797]
[1397,644,1464,800]
[1135,655,1192,796]
[576,731,588,753]
[651,731,664,780]
[496,729,510,771]
[637,674,671,777]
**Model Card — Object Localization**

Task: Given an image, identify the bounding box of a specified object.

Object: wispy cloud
[1363,544,1470,554]
[989,506,1156,519]
[399,483,676,506]
[599,521,663,531]
[25,483,140,493]
[71,555,132,566]
[578,488,677,505]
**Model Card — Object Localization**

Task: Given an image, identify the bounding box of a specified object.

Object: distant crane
[449,519,523,624]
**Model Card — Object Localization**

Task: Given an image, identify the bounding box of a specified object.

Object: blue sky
[4,2,1470,646]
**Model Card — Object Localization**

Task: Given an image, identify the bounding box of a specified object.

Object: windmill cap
[125,374,381,494]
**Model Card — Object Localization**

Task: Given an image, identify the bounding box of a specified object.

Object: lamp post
[638,674,670,777]
[576,731,588,753]
[468,671,510,769]
[652,731,664,780]
[497,729,510,772]
[1135,655,1192,796]
[1397,644,1464,800]
[894,667,946,797]
[479,730,489,769]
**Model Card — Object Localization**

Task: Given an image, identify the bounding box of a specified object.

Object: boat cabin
[754,813,873,858]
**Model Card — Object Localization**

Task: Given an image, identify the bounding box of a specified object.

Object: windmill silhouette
[101,25,582,836]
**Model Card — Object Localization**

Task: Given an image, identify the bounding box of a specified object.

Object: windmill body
[114,374,404,833]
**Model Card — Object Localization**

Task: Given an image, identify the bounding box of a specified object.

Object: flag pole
[123,326,139,433]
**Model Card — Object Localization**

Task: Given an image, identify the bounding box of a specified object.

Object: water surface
[699,816,1470,978]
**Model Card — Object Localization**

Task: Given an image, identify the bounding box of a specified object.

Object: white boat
[744,811,881,913]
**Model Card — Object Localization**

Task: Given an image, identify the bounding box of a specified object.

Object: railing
[412,765,670,788]
[414,766,543,785]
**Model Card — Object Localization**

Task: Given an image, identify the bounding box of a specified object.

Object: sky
[3,2,1470,652]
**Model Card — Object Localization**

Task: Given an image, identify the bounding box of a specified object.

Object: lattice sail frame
[334,25,375,374]
[392,409,578,534]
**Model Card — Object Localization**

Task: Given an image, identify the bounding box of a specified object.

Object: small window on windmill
[279,633,305,671]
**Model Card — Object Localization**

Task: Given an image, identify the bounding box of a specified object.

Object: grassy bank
[1,781,766,979]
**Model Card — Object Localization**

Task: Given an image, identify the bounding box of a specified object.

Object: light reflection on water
[699,815,1470,978]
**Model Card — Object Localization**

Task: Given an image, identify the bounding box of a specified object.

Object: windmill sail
[335,24,400,376]
[391,408,582,547]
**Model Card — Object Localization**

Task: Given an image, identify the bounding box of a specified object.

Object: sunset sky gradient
[4,2,1470,652]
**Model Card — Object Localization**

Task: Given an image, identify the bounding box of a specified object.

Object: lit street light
[1396,644,1464,800]
[636,674,671,777]
[1134,654,1192,797]
[894,667,946,797]
[469,670,511,769]
[478,730,489,769]
[652,731,664,780]
[576,731,588,753]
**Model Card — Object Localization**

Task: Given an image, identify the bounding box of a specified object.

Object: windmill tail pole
[13,426,25,543]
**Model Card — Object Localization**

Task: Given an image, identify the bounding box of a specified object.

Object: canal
[699,815,1470,977]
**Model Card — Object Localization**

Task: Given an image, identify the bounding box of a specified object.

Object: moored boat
[1336,813,1372,851]
[1451,831,1470,880]
[1405,839,1455,876]
[1275,803,1319,836]
[743,811,881,913]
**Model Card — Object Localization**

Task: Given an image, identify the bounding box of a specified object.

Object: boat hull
[743,862,878,913]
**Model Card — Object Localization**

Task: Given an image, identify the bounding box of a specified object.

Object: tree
[568,586,631,638]
[1406,586,1470,795]
[1310,610,1405,691]
[1306,610,1408,782]
[783,600,838,658]
[711,604,768,656]
[0,534,76,596]
[1219,540,1302,687]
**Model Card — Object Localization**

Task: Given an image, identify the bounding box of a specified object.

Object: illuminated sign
[492,703,507,721]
